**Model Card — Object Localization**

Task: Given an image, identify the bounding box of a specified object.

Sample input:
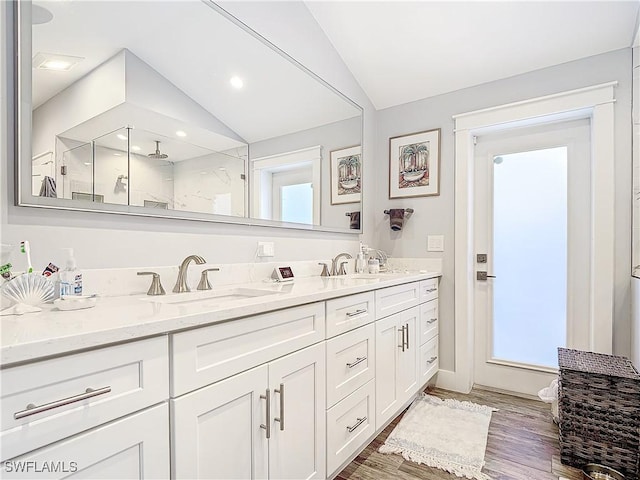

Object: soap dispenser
[59,248,82,296]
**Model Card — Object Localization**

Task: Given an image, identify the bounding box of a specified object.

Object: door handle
[405,323,409,350]
[274,383,285,431]
[260,388,271,439]
[398,325,406,352]
[476,271,496,281]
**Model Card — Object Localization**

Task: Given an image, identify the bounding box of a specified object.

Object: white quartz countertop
[0,271,440,367]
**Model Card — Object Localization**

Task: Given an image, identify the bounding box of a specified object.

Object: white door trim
[443,82,617,394]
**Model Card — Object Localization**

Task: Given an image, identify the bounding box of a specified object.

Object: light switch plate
[257,241,275,257]
[427,235,444,252]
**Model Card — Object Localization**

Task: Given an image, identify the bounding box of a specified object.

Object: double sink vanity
[0,267,440,479]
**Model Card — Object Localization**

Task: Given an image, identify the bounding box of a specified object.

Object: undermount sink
[141,287,280,305]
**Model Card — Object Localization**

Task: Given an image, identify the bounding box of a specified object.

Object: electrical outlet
[257,241,275,257]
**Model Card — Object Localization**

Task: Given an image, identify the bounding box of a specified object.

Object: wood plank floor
[335,387,583,480]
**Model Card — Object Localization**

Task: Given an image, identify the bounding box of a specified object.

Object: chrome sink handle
[173,255,206,293]
[137,272,166,296]
[197,268,220,291]
[318,263,330,277]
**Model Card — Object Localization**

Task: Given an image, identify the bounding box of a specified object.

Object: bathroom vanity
[0,271,440,479]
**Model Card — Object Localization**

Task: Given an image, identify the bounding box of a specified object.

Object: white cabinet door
[268,343,326,480]
[375,313,401,428]
[3,404,169,480]
[397,306,419,404]
[171,366,269,480]
[375,307,419,428]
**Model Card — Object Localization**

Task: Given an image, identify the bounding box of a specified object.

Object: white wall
[173,150,246,216]
[250,116,361,230]
[1,2,372,273]
[375,49,633,369]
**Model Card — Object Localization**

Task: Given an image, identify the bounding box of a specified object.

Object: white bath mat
[379,393,497,480]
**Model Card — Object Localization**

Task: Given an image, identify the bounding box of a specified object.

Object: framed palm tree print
[389,128,440,198]
[330,145,362,205]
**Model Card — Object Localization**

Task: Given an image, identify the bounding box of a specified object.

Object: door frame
[442,82,617,394]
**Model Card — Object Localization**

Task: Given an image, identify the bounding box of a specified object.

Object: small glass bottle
[368,257,380,274]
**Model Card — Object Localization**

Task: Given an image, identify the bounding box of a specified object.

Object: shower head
[148,141,168,159]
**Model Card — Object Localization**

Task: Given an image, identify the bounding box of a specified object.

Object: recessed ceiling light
[116,134,127,141]
[200,171,208,175]
[219,167,226,171]
[131,146,141,152]
[229,76,244,89]
[113,153,122,156]
[83,162,92,166]
[32,52,84,71]
[175,130,187,137]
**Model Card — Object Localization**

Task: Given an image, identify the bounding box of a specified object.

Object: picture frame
[389,128,441,198]
[330,145,362,205]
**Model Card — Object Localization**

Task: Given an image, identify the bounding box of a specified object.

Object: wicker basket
[558,348,640,479]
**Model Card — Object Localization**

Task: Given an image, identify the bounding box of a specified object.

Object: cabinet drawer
[326,380,375,476]
[3,403,169,480]
[374,282,420,319]
[171,302,325,396]
[419,336,439,385]
[419,299,439,345]
[326,292,375,338]
[419,278,439,303]
[1,336,169,461]
[326,324,375,407]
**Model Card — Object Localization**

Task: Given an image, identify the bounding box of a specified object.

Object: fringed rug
[379,393,497,480]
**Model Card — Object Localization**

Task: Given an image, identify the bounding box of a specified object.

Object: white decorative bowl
[1,273,55,306]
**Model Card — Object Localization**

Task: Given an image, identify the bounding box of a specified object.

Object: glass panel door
[492,147,567,368]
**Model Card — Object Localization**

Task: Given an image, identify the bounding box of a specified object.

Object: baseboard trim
[434,369,472,393]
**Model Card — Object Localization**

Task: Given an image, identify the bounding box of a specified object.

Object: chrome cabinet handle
[346,356,367,369]
[425,287,437,293]
[274,383,285,431]
[398,325,406,352]
[346,309,367,317]
[427,318,437,324]
[346,416,367,433]
[427,356,438,364]
[260,388,271,439]
[14,386,111,420]
[405,323,410,350]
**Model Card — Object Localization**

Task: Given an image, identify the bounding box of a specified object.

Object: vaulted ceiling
[306,1,640,110]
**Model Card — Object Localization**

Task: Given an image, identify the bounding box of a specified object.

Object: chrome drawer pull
[346,309,367,317]
[425,287,437,293]
[260,388,271,439]
[427,318,437,324]
[14,386,112,420]
[346,356,367,369]
[274,383,285,431]
[347,416,367,433]
[426,356,438,364]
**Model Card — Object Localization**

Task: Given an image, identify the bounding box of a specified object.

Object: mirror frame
[13,1,364,234]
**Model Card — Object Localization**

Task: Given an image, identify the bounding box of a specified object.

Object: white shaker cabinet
[375,306,419,428]
[172,343,326,480]
[3,404,169,480]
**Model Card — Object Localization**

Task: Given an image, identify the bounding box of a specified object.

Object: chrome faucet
[331,253,353,276]
[173,255,206,293]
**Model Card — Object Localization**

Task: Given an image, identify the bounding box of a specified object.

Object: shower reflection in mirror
[46,125,248,216]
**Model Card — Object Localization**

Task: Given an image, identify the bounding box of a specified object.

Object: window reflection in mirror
[19,1,363,232]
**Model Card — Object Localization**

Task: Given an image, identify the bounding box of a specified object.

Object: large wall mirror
[15,1,363,233]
